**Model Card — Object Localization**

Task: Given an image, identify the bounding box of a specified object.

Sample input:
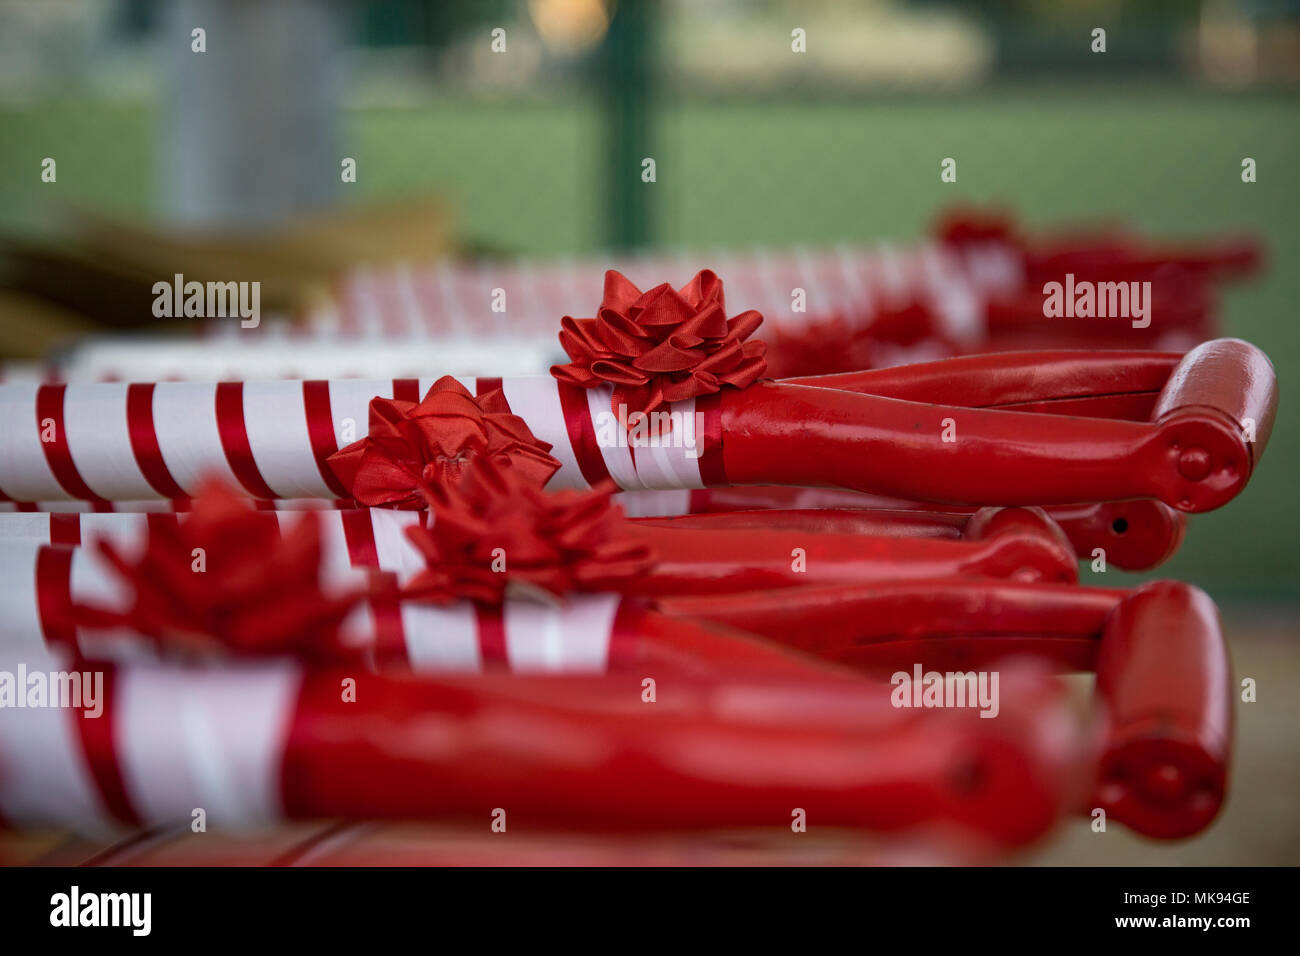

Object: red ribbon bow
[403,456,654,605]
[550,269,768,419]
[328,376,561,508]
[74,479,372,661]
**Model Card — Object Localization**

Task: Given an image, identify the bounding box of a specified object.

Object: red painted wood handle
[1093,581,1233,839]
[786,350,1180,409]
[661,577,1233,839]
[1133,338,1274,512]
[721,383,1159,507]
[649,490,1185,572]
[279,666,1082,845]
[619,509,1078,593]
[719,339,1274,512]
[1154,335,1274,470]
[657,579,1126,674]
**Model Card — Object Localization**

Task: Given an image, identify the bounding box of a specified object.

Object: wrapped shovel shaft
[0,340,1274,513]
[0,539,845,680]
[629,499,1185,572]
[0,498,1078,615]
[0,656,1085,847]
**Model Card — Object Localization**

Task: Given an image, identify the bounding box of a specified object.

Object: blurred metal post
[162,0,343,230]
[600,0,655,250]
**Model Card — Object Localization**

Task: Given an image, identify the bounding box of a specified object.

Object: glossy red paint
[275,664,1086,847]
[637,499,1184,572]
[718,339,1275,513]
[1093,581,1232,840]
[616,508,1078,594]
[790,349,1182,413]
[657,576,1232,839]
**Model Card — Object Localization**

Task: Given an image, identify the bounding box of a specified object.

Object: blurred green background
[0,0,1296,598]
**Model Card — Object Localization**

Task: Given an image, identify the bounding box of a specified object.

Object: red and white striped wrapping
[0,648,303,833]
[0,537,638,676]
[0,503,1079,608]
[17,240,1015,386]
[0,508,424,570]
[304,240,1018,343]
[0,376,715,504]
[0,652,1082,843]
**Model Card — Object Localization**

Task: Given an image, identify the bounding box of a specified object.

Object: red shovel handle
[1138,339,1277,512]
[719,339,1273,513]
[620,507,1078,591]
[1152,337,1277,464]
[791,350,1180,410]
[637,491,1185,572]
[1093,580,1233,839]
